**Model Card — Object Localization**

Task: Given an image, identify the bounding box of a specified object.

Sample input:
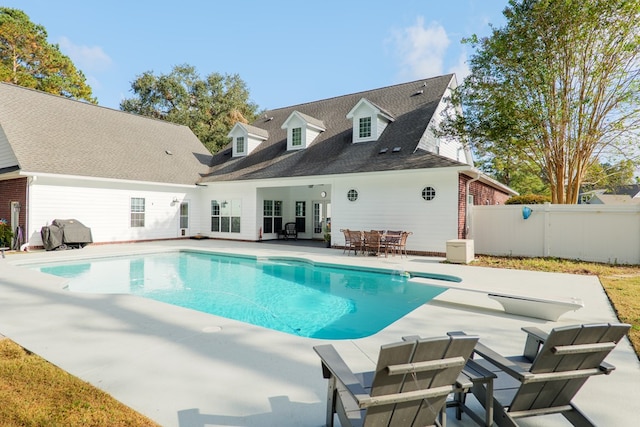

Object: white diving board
[409,277,584,321]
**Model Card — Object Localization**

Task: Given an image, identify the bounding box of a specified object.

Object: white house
[0,75,516,254]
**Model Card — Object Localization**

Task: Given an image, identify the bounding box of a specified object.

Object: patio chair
[341,229,361,255]
[382,230,402,257]
[396,231,412,257]
[314,334,479,427]
[363,230,383,256]
[283,222,297,240]
[457,323,631,427]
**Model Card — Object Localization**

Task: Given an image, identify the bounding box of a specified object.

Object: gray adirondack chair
[464,323,630,426]
[314,334,479,427]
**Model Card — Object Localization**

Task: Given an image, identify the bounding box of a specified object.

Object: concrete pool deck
[0,239,638,427]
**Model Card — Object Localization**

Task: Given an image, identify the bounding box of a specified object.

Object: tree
[438,0,640,203]
[120,64,259,153]
[0,8,95,102]
[582,159,638,192]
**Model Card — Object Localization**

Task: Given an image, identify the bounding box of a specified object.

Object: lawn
[0,338,160,427]
[0,256,638,425]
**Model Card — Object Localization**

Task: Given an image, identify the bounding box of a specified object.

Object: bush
[505,194,551,205]
[0,219,13,247]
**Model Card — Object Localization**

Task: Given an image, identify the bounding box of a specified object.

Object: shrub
[505,194,551,205]
[0,219,13,247]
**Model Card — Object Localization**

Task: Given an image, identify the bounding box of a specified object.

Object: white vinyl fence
[470,203,640,265]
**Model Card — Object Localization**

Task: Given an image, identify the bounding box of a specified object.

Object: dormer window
[346,98,394,143]
[359,117,372,139]
[228,123,269,157]
[292,128,302,147]
[281,111,325,151]
[236,136,245,154]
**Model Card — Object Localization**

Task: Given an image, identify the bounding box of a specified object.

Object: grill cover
[41,219,93,251]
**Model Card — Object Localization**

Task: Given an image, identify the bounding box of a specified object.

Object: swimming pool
[31,251,452,339]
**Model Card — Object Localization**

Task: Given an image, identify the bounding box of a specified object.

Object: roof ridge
[0,82,188,129]
[260,74,454,114]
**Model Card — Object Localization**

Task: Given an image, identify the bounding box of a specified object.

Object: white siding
[196,170,461,252]
[331,170,460,253]
[0,128,19,168]
[376,116,388,139]
[198,182,258,241]
[305,127,322,147]
[27,176,200,246]
[417,79,471,164]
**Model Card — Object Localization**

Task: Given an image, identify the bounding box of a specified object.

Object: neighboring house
[579,185,640,205]
[0,75,516,254]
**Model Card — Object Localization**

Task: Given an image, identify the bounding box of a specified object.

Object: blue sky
[4,1,508,110]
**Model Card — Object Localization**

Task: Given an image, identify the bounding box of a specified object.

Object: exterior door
[179,201,189,236]
[10,201,21,249]
[312,201,331,239]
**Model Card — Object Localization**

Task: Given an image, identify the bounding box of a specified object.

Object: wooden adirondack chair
[314,334,479,427]
[462,323,630,427]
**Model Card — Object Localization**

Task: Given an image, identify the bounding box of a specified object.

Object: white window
[263,200,283,234]
[421,186,436,201]
[359,117,372,139]
[130,198,145,227]
[236,136,245,153]
[292,128,302,146]
[295,201,306,233]
[211,200,241,233]
[179,202,189,229]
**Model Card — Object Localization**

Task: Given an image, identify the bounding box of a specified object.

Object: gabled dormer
[346,98,394,143]
[281,111,325,151]
[227,123,269,157]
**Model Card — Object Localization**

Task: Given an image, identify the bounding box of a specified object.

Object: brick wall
[458,174,510,238]
[0,177,27,230]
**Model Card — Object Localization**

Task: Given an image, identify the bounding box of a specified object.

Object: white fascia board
[19,171,198,189]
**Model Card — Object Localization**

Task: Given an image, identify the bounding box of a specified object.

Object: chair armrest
[313,345,370,399]
[472,341,533,382]
[521,326,549,361]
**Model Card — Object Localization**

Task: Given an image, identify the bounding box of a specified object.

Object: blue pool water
[31,251,450,339]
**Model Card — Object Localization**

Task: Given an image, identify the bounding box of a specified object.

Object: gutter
[18,171,199,189]
[464,170,481,239]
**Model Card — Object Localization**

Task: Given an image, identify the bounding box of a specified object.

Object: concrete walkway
[1,240,638,427]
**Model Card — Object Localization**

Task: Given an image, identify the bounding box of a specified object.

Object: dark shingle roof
[202,74,463,182]
[0,83,212,185]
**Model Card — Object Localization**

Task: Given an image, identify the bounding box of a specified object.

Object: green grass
[0,338,160,427]
[471,256,640,357]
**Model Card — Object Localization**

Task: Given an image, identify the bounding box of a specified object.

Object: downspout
[464,171,481,239]
[20,176,34,251]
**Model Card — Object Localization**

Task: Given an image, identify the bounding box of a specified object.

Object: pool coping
[1,239,639,427]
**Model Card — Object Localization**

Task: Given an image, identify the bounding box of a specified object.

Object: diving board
[409,277,584,321]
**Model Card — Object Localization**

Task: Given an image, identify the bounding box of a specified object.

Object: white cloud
[57,36,112,72]
[389,17,450,81]
[447,50,471,83]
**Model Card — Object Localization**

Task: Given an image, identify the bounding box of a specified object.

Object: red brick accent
[0,178,27,231]
[458,174,510,238]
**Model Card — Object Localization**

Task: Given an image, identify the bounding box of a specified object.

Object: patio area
[0,239,638,427]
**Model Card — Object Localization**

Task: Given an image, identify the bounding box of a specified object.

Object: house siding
[27,176,200,246]
[331,170,459,253]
